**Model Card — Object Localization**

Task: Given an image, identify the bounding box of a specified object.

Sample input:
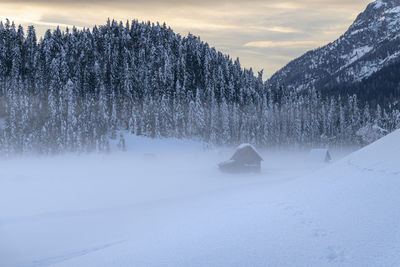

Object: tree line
[0,19,399,154]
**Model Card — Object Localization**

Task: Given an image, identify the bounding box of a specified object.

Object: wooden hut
[219,144,263,173]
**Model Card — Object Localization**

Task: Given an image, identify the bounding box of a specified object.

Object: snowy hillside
[267,0,400,91]
[1,131,400,266]
[1,16,399,153]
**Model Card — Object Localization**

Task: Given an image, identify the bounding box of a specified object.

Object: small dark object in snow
[219,144,263,173]
[308,149,332,163]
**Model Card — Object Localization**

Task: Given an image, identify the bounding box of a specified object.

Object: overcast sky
[0,0,374,78]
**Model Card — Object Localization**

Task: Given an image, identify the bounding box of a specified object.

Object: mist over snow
[1,130,400,267]
[1,1,400,266]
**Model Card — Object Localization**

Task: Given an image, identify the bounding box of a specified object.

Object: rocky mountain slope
[267,0,400,93]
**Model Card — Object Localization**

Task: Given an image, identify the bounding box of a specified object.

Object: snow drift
[1,130,400,266]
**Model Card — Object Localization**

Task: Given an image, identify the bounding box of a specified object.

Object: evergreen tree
[0,20,397,155]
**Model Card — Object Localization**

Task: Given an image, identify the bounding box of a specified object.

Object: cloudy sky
[0,0,374,78]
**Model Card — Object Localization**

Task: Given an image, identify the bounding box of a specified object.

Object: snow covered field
[1,132,400,267]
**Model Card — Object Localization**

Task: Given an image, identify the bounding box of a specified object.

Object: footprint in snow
[325,246,346,263]
[312,228,328,238]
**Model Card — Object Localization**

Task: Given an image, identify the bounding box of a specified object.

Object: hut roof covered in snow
[230,144,263,164]
[308,149,332,163]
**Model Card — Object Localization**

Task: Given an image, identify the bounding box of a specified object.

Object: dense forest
[0,19,399,154]
[323,59,400,109]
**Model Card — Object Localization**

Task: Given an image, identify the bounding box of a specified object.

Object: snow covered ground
[1,132,399,267]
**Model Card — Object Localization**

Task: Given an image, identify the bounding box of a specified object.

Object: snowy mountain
[325,58,400,108]
[2,19,398,153]
[267,0,400,93]
[2,130,400,266]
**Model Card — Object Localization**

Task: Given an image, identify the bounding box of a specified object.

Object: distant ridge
[267,0,400,104]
